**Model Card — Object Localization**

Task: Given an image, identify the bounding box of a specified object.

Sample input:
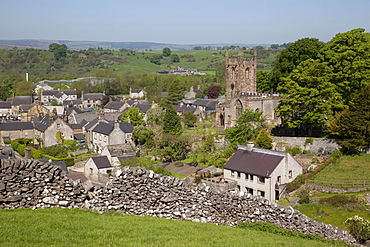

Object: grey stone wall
[273,137,340,154]
[0,159,356,244]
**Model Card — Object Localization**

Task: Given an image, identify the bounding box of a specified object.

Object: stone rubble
[0,159,356,244]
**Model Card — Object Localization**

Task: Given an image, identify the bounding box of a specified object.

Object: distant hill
[0,39,270,51]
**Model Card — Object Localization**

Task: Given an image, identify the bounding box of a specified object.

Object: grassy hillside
[0,48,280,81]
[0,208,346,247]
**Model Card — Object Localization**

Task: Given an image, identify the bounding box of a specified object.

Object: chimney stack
[246,142,254,152]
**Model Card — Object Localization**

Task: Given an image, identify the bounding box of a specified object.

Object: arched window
[235,100,243,118]
[246,67,250,79]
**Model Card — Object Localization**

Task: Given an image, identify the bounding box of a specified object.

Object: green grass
[311,153,370,181]
[294,202,370,231]
[0,208,347,247]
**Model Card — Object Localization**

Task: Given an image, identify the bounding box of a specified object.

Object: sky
[1,0,370,45]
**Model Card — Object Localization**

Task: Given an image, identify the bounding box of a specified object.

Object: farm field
[0,208,346,247]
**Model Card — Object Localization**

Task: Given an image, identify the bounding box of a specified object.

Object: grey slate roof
[0,122,34,131]
[104,101,125,111]
[66,106,83,115]
[11,96,33,106]
[91,156,112,169]
[92,122,114,135]
[82,93,105,101]
[0,101,11,109]
[34,114,51,132]
[84,118,99,131]
[224,148,285,178]
[119,122,133,133]
[42,90,76,96]
[134,103,151,113]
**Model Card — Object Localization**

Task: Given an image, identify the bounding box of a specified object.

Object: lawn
[0,208,346,247]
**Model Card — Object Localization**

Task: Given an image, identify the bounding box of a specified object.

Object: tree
[276,59,343,136]
[48,43,67,61]
[159,134,190,161]
[329,84,370,154]
[320,28,370,104]
[146,105,165,126]
[165,79,184,105]
[270,38,325,92]
[120,108,145,126]
[225,109,266,145]
[255,129,273,149]
[162,47,171,57]
[256,71,273,92]
[15,80,33,96]
[150,54,162,65]
[182,111,197,128]
[206,85,222,99]
[162,105,182,135]
[132,126,155,146]
[171,54,180,63]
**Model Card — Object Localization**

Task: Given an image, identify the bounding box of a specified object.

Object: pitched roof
[224,148,285,178]
[11,96,32,106]
[134,103,151,113]
[42,90,76,96]
[66,106,83,115]
[34,114,51,132]
[91,156,112,169]
[0,101,11,109]
[131,89,143,93]
[0,122,34,131]
[84,118,99,131]
[104,101,125,111]
[92,122,114,135]
[119,122,133,133]
[82,93,105,101]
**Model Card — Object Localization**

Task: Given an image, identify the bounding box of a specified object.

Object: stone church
[215,50,280,128]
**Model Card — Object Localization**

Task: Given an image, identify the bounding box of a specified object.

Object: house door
[275,190,279,200]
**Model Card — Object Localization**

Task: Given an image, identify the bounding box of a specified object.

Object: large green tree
[162,47,172,57]
[329,84,370,154]
[276,59,343,136]
[270,38,325,92]
[165,79,184,105]
[132,125,155,146]
[121,108,145,126]
[225,108,266,145]
[320,28,370,104]
[48,43,67,61]
[162,105,182,135]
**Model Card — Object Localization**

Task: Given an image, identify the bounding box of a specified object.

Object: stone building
[215,50,280,128]
[223,143,303,201]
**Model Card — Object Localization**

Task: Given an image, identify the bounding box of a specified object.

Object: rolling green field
[0,208,347,247]
[311,153,370,181]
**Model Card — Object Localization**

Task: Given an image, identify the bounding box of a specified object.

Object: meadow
[0,208,347,247]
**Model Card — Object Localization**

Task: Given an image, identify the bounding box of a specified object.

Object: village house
[129,88,145,99]
[101,144,136,167]
[223,143,302,201]
[0,101,11,119]
[0,122,34,144]
[81,92,105,108]
[11,96,33,116]
[34,114,74,147]
[90,121,133,153]
[84,156,113,183]
[41,89,77,105]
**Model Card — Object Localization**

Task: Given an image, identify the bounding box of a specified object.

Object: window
[258,176,265,184]
[99,135,102,141]
[237,185,241,191]
[94,133,97,139]
[231,170,235,177]
[257,190,265,197]
[237,172,241,179]
[90,168,93,175]
[250,175,254,181]
[104,136,107,142]
[245,173,249,180]
[61,132,64,136]
[277,176,281,184]
[288,170,292,179]
[245,187,253,195]
[56,124,61,129]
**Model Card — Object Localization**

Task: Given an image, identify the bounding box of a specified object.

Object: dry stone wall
[0,159,356,244]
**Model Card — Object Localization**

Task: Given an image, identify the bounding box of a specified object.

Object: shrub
[320,195,365,209]
[286,174,305,193]
[285,146,302,154]
[330,150,342,158]
[298,190,310,204]
[193,176,202,184]
[344,215,370,243]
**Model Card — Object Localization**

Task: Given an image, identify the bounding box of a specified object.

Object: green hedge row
[9,139,75,166]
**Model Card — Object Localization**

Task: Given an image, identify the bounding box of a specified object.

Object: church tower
[225,49,257,103]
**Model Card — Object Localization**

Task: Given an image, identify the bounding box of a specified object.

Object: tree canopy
[120,108,145,126]
[225,109,266,145]
[162,47,172,57]
[329,84,370,154]
[48,43,67,61]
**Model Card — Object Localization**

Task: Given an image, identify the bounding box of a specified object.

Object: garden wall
[273,137,340,154]
[0,159,356,244]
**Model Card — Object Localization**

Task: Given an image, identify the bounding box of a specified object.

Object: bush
[286,174,305,193]
[298,190,310,204]
[330,150,342,158]
[285,146,302,154]
[344,215,370,243]
[319,195,365,209]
